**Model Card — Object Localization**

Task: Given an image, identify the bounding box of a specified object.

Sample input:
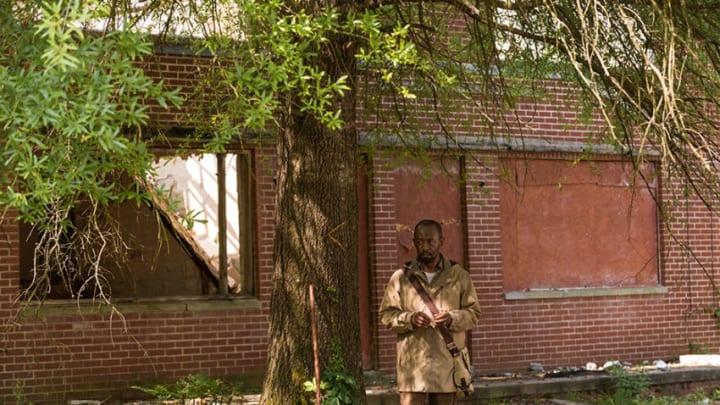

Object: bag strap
[403,264,461,358]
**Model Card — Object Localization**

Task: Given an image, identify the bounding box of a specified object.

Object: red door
[393,158,465,267]
[358,156,465,369]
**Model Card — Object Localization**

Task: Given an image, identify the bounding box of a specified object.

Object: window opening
[18,151,256,300]
[151,152,255,295]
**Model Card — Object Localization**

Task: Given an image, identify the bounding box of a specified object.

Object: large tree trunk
[260,6,364,403]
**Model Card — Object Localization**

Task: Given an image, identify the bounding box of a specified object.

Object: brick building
[1,47,719,403]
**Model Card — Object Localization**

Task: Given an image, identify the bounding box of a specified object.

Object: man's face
[413,225,444,264]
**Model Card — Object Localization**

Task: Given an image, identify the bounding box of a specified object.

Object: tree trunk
[260,6,364,403]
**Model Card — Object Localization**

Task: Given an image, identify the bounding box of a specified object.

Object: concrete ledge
[18,296,262,318]
[504,286,669,300]
[116,367,720,404]
[474,372,613,399]
[362,366,720,404]
[474,366,720,399]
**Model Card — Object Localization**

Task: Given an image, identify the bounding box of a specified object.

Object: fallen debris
[680,354,720,367]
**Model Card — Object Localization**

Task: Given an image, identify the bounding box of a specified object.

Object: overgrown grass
[132,372,245,404]
[570,388,719,405]
[562,365,720,405]
[488,365,720,405]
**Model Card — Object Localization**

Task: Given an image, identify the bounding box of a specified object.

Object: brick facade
[0,142,278,403]
[2,51,720,403]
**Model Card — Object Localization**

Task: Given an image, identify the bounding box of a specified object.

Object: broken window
[18,150,256,300]
[150,151,255,296]
[500,156,660,292]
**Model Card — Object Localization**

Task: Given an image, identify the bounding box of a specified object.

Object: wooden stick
[309,284,321,405]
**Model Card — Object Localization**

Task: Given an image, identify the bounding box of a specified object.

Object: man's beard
[418,253,435,264]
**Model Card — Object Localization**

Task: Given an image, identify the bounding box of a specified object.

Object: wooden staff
[309,284,321,405]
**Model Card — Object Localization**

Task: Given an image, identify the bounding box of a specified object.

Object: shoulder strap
[403,265,461,357]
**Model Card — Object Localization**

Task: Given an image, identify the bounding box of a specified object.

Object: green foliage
[303,371,357,405]
[706,304,720,329]
[605,364,651,405]
[13,379,33,405]
[132,372,243,404]
[303,339,358,405]
[0,1,182,227]
[353,10,457,99]
[195,0,352,137]
[0,0,183,303]
[193,1,448,146]
[0,0,463,230]
[689,341,709,354]
[152,182,208,231]
[595,387,714,405]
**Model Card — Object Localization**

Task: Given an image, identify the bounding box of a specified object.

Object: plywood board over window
[393,157,465,268]
[500,157,659,292]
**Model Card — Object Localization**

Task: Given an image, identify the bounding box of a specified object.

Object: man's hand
[433,311,452,327]
[411,312,433,328]
[412,311,452,328]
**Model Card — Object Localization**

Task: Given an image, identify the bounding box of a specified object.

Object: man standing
[380,219,481,405]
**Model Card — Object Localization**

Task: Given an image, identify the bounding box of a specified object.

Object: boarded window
[500,157,659,291]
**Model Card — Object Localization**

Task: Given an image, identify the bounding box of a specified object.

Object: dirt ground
[468,396,576,404]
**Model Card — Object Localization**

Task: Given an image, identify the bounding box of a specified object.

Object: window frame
[17,146,259,304]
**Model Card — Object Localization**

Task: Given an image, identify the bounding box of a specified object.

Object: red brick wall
[2,49,720,403]
[0,141,277,403]
[371,159,715,374]
[0,212,20,328]
[367,86,720,375]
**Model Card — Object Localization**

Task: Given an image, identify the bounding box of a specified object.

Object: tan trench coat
[379,254,481,393]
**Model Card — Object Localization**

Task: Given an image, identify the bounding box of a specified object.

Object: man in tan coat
[380,219,481,405]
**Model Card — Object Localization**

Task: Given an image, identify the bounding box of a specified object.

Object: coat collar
[407,253,453,284]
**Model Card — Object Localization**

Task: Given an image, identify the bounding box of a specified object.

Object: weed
[303,339,358,405]
[132,371,243,404]
[689,341,709,354]
[567,378,715,405]
[13,379,33,405]
[606,364,650,404]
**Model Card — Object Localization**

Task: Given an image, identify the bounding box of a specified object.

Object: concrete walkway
[113,366,720,404]
[390,366,720,403]
[226,366,720,404]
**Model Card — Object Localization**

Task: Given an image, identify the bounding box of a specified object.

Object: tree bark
[260,5,364,403]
